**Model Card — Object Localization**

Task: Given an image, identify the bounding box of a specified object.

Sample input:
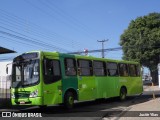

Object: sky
[0,0,160,61]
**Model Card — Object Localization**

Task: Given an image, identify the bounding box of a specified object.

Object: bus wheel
[64,92,74,109]
[120,87,127,101]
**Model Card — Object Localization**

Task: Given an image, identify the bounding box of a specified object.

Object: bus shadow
[18,94,160,117]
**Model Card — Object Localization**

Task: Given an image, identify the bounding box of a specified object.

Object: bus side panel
[95,77,107,98]
[118,77,143,96]
[106,77,118,98]
[128,77,143,95]
[42,81,62,105]
[78,76,96,101]
[95,76,118,99]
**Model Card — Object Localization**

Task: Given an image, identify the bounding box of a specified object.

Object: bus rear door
[77,59,96,101]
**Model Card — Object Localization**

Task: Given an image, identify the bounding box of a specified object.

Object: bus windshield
[12,59,39,88]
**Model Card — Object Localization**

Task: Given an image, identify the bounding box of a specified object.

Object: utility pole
[97,39,108,58]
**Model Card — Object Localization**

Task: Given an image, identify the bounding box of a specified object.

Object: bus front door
[43,58,62,105]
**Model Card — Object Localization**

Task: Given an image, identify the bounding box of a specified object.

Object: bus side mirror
[6,67,8,74]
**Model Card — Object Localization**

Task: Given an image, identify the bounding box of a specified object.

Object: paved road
[0,89,160,120]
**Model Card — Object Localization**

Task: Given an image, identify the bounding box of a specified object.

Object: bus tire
[64,91,74,109]
[120,87,127,101]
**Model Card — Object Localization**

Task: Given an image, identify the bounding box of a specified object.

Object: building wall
[0,61,12,89]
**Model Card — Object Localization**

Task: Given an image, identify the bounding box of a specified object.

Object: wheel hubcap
[69,96,73,105]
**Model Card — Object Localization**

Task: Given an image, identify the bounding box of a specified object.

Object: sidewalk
[143,84,160,91]
[118,85,160,120]
[117,99,160,120]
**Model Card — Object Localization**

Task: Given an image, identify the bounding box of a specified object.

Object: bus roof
[21,51,139,65]
[38,51,139,65]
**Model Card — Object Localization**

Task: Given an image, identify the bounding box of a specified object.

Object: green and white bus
[10,51,143,108]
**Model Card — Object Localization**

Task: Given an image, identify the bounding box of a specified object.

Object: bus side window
[78,59,92,76]
[64,58,76,76]
[136,65,140,76]
[44,59,61,84]
[119,63,129,77]
[93,61,105,76]
[129,64,137,77]
[44,59,53,75]
[106,62,118,76]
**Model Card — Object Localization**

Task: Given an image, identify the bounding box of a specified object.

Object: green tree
[120,13,160,84]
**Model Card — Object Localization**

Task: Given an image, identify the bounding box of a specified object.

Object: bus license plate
[20,101,25,104]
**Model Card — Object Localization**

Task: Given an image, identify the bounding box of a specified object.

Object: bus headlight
[29,90,38,98]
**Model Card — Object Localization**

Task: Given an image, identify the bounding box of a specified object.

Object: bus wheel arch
[119,86,127,101]
[63,88,78,109]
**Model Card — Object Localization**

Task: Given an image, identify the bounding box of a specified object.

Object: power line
[68,45,160,55]
[0,8,84,50]
[68,47,121,54]
[25,0,96,40]
[0,36,49,51]
[42,0,96,39]
[0,27,70,52]
[0,9,81,49]
[0,18,75,50]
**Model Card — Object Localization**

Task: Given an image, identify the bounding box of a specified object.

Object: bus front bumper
[11,97,42,105]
